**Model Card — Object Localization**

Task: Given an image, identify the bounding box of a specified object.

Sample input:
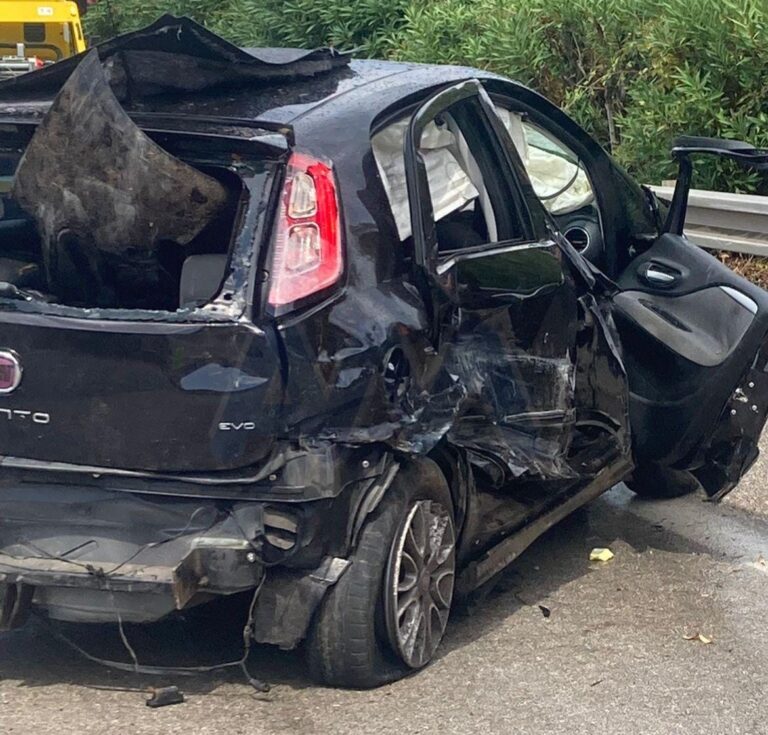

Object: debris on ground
[683,632,714,644]
[538,604,551,618]
[146,686,185,708]
[589,548,615,562]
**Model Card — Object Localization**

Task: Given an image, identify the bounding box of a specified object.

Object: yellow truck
[0,0,85,73]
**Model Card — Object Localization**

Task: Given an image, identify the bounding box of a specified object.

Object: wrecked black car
[0,17,766,689]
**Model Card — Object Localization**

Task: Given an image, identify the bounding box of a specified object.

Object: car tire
[626,463,700,499]
[306,459,456,688]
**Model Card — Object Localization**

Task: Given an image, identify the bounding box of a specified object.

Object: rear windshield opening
[0,152,245,313]
[0,43,297,319]
[0,45,274,317]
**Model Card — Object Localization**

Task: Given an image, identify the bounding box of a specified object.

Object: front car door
[612,204,768,500]
[488,81,768,500]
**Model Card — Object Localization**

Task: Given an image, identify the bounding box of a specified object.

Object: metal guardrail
[650,186,768,256]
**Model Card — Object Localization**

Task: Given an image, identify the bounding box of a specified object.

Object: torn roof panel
[0,15,351,103]
[12,48,231,309]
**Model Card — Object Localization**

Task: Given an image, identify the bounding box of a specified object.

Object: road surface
[2,477,768,734]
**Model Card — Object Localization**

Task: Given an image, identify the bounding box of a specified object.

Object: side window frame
[403,80,541,277]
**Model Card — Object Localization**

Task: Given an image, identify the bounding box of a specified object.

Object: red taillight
[268,152,342,308]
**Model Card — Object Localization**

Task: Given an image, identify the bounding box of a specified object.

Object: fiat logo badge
[0,351,22,393]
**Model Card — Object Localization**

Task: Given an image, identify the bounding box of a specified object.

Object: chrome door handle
[642,264,679,286]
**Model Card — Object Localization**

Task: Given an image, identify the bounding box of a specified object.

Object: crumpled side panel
[275,225,615,487]
[298,289,580,483]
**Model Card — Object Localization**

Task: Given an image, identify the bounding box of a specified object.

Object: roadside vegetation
[87,0,768,195]
[87,1,768,282]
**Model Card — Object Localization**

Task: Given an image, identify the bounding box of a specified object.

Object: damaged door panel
[400,80,628,484]
[0,16,763,690]
[613,138,768,499]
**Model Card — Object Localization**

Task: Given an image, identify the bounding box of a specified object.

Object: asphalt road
[2,473,768,735]
[725,428,768,517]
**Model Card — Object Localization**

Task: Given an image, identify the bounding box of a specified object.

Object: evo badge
[218,421,256,431]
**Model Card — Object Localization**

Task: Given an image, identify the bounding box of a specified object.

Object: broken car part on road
[0,16,766,689]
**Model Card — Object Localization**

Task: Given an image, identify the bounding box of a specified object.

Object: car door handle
[641,263,679,287]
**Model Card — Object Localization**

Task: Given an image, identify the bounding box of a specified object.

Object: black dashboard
[553,203,604,268]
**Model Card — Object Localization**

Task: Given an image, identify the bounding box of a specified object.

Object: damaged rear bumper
[0,479,357,647]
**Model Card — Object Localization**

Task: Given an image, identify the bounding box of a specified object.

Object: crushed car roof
[0,14,352,102]
[0,15,501,134]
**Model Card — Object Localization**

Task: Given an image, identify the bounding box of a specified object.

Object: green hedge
[86,0,768,193]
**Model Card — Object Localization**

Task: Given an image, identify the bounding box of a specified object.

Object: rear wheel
[306,461,455,688]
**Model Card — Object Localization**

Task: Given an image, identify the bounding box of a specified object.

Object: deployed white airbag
[372,118,479,241]
[372,107,594,242]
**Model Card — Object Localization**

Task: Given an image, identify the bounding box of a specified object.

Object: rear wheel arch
[347,451,460,551]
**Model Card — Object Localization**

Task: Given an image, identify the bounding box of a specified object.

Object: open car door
[613,137,768,500]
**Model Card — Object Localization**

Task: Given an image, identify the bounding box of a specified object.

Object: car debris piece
[13,49,229,308]
[589,548,615,562]
[683,632,714,644]
[146,686,185,708]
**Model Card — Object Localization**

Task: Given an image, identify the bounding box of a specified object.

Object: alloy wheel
[384,499,456,669]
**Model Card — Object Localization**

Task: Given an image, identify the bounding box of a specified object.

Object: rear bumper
[0,445,395,643]
[0,480,355,642]
[0,484,267,622]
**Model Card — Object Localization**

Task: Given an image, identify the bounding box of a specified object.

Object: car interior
[373,114,496,252]
[372,102,602,261]
[0,137,243,312]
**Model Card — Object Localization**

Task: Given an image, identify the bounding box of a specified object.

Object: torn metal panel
[0,15,351,103]
[300,339,577,482]
[250,558,350,649]
[13,49,228,308]
[442,336,577,481]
